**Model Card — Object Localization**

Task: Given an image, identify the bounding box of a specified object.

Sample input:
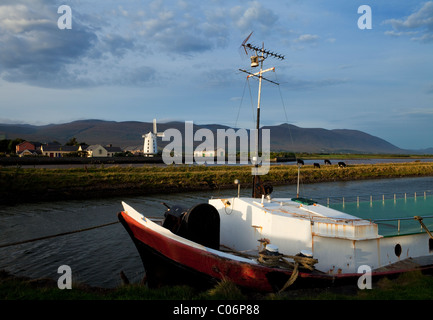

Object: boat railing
[310,190,433,236]
[371,215,433,237]
[315,190,433,207]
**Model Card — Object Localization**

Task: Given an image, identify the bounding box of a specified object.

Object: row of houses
[15,141,124,158]
[16,141,228,159]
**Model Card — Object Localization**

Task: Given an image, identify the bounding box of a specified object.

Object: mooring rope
[258,250,318,292]
[278,263,299,293]
[415,216,433,239]
[221,245,318,291]
[258,251,317,270]
[0,221,120,249]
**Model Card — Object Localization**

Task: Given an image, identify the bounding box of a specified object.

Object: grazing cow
[338,161,347,168]
[324,159,332,165]
[297,159,304,166]
[314,163,320,168]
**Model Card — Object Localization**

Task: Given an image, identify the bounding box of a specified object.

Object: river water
[1,176,432,288]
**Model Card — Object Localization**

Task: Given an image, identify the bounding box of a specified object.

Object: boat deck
[213,196,381,241]
[373,255,433,273]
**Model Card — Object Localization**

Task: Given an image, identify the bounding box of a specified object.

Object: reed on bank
[1,162,433,204]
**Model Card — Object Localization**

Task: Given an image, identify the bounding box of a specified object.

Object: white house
[86,145,107,157]
[85,145,122,157]
[193,147,225,159]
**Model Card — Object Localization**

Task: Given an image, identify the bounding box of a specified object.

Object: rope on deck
[258,250,318,292]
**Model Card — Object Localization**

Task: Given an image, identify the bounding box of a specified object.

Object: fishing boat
[118,34,433,292]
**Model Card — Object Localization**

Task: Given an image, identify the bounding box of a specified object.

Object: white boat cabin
[209,196,433,275]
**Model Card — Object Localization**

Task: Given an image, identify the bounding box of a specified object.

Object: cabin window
[394,243,402,257]
[429,239,433,253]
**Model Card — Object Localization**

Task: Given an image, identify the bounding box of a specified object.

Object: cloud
[100,34,136,58]
[384,1,433,42]
[280,76,350,91]
[231,1,278,33]
[0,1,284,89]
[396,107,433,119]
[136,2,223,54]
[295,34,320,43]
[0,1,155,88]
[0,2,97,87]
[135,1,280,54]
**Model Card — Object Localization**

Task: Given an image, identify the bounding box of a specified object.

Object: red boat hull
[118,210,433,292]
[118,211,355,292]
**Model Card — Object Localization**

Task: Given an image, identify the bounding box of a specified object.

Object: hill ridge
[0,119,426,154]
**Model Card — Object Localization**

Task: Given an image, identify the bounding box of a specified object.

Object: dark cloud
[100,34,136,58]
[0,1,153,88]
[0,1,283,88]
[136,1,279,54]
[118,66,157,86]
[0,2,96,86]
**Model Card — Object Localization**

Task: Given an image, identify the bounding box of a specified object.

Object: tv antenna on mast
[239,32,285,197]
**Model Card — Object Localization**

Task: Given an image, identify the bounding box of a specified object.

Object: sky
[0,0,432,150]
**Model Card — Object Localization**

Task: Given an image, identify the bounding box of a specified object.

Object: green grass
[1,162,433,204]
[296,153,433,160]
[356,270,433,300]
[1,270,433,300]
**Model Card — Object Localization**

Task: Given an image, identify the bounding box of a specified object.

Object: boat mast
[255,45,264,167]
[240,33,284,198]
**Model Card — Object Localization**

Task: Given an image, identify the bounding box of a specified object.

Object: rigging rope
[0,221,119,249]
[274,70,306,195]
[247,78,257,126]
[415,216,433,239]
[234,78,248,128]
[233,73,256,129]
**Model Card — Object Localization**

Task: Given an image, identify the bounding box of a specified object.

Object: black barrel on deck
[162,203,220,250]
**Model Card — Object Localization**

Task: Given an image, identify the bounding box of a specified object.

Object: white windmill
[142,119,164,157]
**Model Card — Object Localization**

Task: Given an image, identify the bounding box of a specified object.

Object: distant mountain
[0,119,426,154]
[264,123,405,154]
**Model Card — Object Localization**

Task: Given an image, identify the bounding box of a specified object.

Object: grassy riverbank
[1,269,433,300]
[1,162,433,204]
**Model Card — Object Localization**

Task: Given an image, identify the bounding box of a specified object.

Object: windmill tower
[142,119,164,157]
